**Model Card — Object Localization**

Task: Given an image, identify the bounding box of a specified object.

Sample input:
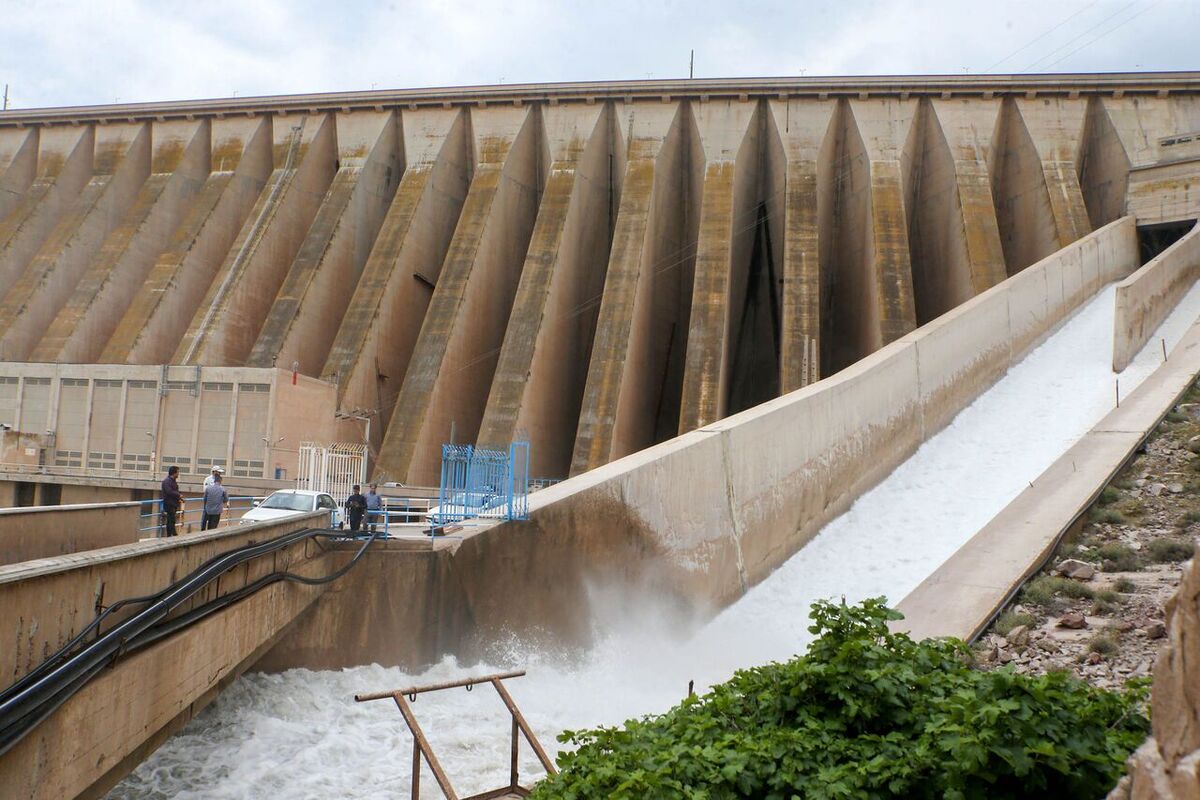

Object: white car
[239,489,344,528]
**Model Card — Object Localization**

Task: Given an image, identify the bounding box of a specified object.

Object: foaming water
[111,283,1200,799]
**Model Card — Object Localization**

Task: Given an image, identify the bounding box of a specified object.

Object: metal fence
[296,442,366,502]
[431,440,530,527]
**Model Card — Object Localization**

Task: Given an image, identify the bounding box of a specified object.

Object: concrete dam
[1,73,1195,486]
[1,72,1200,797]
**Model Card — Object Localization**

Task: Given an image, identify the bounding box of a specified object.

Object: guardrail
[138,496,440,538]
[138,496,265,536]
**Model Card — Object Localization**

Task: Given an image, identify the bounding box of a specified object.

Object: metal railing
[138,496,264,536]
[355,670,556,799]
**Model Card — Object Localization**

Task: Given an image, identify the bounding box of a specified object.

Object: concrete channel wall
[1113,221,1200,372]
[0,501,141,565]
[898,308,1200,642]
[0,511,330,800]
[262,218,1140,671]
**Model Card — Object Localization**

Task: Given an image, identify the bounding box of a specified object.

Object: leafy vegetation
[531,599,1148,800]
[1114,577,1138,593]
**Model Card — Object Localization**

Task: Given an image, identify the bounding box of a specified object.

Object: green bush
[531,599,1149,800]
[1146,537,1195,563]
[1114,577,1138,593]
[1097,486,1121,506]
[1088,634,1119,655]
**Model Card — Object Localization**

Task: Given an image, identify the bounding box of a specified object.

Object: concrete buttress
[909,99,1007,322]
[246,111,403,374]
[0,123,151,361]
[476,103,613,478]
[98,118,273,364]
[375,106,542,485]
[173,113,338,366]
[0,126,95,293]
[31,120,213,362]
[569,101,692,476]
[826,99,919,371]
[678,100,761,433]
[1014,96,1092,249]
[765,99,837,392]
[0,128,38,224]
[320,108,471,456]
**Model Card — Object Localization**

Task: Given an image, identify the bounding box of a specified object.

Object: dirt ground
[973,382,1200,690]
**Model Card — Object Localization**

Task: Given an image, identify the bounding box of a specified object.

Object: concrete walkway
[896,313,1200,642]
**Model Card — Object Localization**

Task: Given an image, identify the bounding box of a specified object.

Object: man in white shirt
[204,465,225,487]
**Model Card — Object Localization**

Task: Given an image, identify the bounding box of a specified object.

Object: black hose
[0,526,375,754]
[124,529,379,652]
[2,532,297,701]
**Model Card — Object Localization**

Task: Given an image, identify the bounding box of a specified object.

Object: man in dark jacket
[160,465,183,537]
[345,485,367,532]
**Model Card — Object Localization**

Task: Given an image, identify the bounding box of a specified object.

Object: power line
[983,1,1101,73]
[1019,1,1140,73]
[1041,0,1163,71]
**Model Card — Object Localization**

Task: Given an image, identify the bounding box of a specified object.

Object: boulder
[1005,625,1030,646]
[1058,559,1096,580]
[1057,612,1087,629]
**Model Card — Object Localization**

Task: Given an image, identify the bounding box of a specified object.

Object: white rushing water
[111,282,1200,800]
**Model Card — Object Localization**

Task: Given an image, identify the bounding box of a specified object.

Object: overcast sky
[0,0,1195,109]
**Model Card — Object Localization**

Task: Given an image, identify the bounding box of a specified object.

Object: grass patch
[1096,543,1141,572]
[1097,486,1121,506]
[1117,499,1149,519]
[1088,634,1119,656]
[1165,410,1188,424]
[1178,510,1200,529]
[1092,589,1121,616]
[1146,537,1195,563]
[1089,508,1127,525]
[1021,576,1096,608]
[1114,577,1138,593]
[994,610,1036,637]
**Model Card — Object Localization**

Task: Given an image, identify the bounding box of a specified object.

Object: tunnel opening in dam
[1138,218,1196,264]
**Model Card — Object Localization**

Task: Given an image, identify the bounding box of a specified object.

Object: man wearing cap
[204,465,225,487]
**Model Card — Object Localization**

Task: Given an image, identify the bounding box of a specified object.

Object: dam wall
[3,75,1198,489]
[261,218,1139,671]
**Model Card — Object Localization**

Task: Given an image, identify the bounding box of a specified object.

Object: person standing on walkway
[201,473,229,531]
[204,465,224,487]
[160,465,183,537]
[365,483,383,532]
[345,485,367,532]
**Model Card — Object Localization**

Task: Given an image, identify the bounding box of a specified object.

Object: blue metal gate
[433,440,530,526]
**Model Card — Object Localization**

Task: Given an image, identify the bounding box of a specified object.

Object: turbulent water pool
[110,281,1200,799]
